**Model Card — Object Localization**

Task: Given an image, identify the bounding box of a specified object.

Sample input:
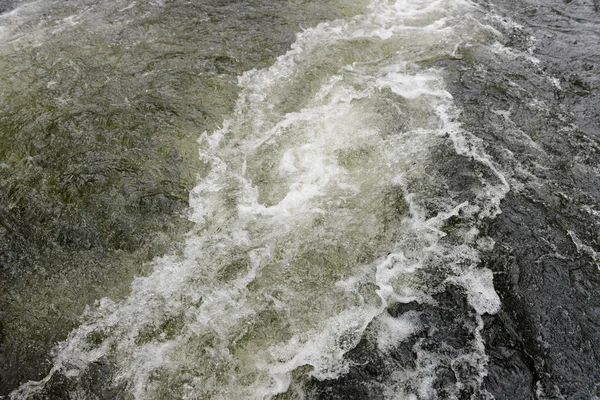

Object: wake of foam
[11,0,510,398]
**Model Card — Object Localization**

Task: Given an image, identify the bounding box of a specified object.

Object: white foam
[10,0,511,398]
[377,312,421,353]
[568,230,600,269]
[118,1,137,12]
[449,267,501,315]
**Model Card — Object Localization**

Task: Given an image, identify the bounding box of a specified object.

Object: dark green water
[1,0,599,399]
[0,0,346,395]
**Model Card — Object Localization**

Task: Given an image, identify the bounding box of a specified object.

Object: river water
[1,0,598,399]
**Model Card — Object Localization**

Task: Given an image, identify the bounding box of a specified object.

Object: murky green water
[2,0,599,398]
[0,0,347,394]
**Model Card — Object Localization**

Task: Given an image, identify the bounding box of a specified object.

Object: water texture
[0,0,344,395]
[1,0,599,399]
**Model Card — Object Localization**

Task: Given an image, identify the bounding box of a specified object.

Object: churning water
[1,0,599,399]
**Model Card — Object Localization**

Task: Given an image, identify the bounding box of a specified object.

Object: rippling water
[1,0,599,399]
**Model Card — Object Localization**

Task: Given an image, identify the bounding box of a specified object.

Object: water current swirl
[2,0,598,398]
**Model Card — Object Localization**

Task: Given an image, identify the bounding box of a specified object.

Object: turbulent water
[1,0,599,399]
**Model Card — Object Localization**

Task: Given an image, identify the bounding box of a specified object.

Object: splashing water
[10,0,512,398]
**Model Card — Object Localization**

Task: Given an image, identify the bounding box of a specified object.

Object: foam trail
[11,0,511,398]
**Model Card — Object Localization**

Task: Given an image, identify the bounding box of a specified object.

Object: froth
[11,0,509,398]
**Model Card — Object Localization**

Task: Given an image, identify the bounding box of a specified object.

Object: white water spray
[11,0,511,398]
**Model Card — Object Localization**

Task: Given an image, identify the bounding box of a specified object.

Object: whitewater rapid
[7,0,520,398]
